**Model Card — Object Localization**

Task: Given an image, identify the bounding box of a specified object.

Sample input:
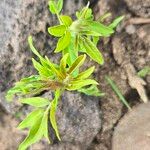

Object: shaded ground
[0,0,149,149]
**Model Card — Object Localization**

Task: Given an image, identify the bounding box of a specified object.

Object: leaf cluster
[6,1,123,149]
[48,2,124,65]
[6,36,101,150]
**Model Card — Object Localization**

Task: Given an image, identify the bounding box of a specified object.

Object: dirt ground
[0,0,149,150]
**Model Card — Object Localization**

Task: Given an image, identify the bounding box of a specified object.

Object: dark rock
[43,91,102,149]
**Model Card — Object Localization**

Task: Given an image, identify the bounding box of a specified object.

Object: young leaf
[18,114,47,150]
[20,97,50,107]
[57,0,63,13]
[28,36,43,59]
[138,66,150,78]
[83,37,104,65]
[44,56,64,79]
[98,12,111,22]
[60,15,72,26]
[55,31,71,52]
[48,25,66,37]
[49,0,57,14]
[75,66,95,80]
[109,16,124,29]
[87,21,114,36]
[78,85,105,97]
[18,109,44,130]
[105,76,131,110]
[60,53,69,75]
[67,55,86,74]
[67,79,98,91]
[32,58,54,78]
[50,90,61,140]
[92,36,99,45]
[43,111,50,143]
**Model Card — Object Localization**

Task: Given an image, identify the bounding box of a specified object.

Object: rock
[125,24,136,34]
[0,0,85,113]
[112,102,150,150]
[124,0,150,17]
[0,110,23,150]
[43,91,102,149]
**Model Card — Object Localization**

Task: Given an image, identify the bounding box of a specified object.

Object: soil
[0,0,150,150]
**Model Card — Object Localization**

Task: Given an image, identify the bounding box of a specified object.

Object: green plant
[105,76,131,110]
[138,66,150,78]
[6,0,123,149]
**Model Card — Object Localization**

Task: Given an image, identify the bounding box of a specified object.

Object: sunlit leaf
[20,97,50,107]
[98,12,111,22]
[60,15,72,26]
[87,21,114,36]
[18,109,44,130]
[57,0,63,13]
[92,36,99,45]
[67,79,98,90]
[28,36,43,59]
[55,31,71,52]
[44,57,64,79]
[83,37,104,65]
[67,55,86,74]
[78,85,105,97]
[60,53,69,76]
[18,114,47,150]
[75,66,95,80]
[49,0,57,14]
[50,90,61,141]
[138,66,150,78]
[109,16,124,29]
[32,58,54,78]
[48,25,66,37]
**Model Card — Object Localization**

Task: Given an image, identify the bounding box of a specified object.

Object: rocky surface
[124,0,150,17]
[112,102,150,150]
[0,0,85,113]
[0,0,102,149]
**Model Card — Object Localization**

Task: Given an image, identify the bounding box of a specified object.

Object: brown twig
[126,18,150,25]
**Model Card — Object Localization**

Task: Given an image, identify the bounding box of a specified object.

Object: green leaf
[60,15,72,26]
[28,36,43,59]
[18,114,47,150]
[138,66,150,78]
[75,66,95,80]
[63,36,78,66]
[57,0,63,13]
[67,55,86,74]
[43,112,50,143]
[92,36,99,45]
[32,58,54,78]
[44,56,64,79]
[49,0,57,14]
[98,12,111,22]
[78,85,105,97]
[50,90,61,141]
[83,37,104,65]
[109,16,124,29]
[18,109,44,130]
[55,31,71,52]
[87,21,114,36]
[6,76,43,101]
[67,79,98,91]
[60,53,69,76]
[105,76,131,110]
[20,97,50,107]
[48,25,66,37]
